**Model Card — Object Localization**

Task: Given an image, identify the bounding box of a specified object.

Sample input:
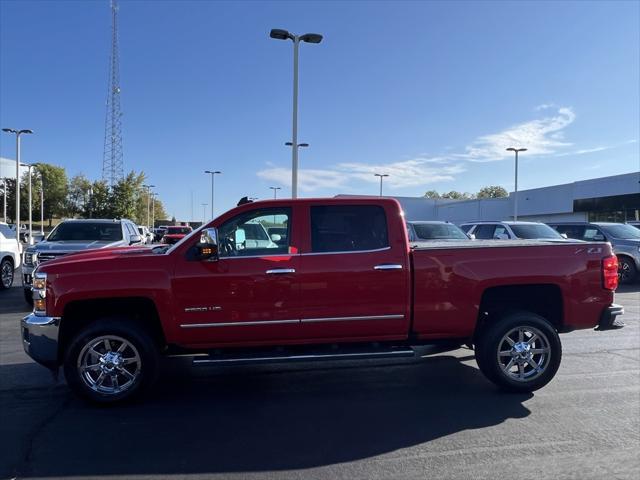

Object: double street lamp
[2,128,33,245]
[506,147,527,221]
[374,173,389,197]
[269,186,281,199]
[270,28,323,198]
[204,170,221,219]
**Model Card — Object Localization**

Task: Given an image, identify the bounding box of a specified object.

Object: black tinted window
[48,222,123,241]
[473,224,496,239]
[310,205,388,253]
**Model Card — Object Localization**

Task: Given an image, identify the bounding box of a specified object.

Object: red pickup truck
[22,198,623,403]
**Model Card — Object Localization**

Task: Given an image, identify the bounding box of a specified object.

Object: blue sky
[1,0,638,221]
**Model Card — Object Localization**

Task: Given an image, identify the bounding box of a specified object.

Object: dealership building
[389,172,639,224]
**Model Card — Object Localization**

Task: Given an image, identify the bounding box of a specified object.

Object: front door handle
[374,264,403,271]
[266,268,296,275]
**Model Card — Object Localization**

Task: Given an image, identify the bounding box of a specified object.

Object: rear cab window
[310,205,389,253]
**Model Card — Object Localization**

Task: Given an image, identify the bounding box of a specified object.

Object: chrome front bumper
[21,313,61,368]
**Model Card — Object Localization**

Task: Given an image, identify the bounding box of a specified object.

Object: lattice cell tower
[102,0,124,186]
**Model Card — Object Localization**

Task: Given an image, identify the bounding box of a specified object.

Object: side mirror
[560,233,568,239]
[494,233,509,240]
[270,233,282,242]
[593,234,605,241]
[197,228,219,261]
[130,234,143,245]
[467,233,476,240]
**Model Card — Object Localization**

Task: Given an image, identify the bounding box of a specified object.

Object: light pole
[204,170,221,219]
[285,142,309,195]
[374,173,389,196]
[39,171,44,234]
[2,177,6,223]
[506,147,527,221]
[270,28,323,199]
[151,192,158,230]
[2,128,33,245]
[22,163,34,244]
[143,184,155,228]
[201,203,208,224]
[269,186,281,199]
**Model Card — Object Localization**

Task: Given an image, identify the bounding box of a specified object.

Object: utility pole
[39,172,44,235]
[201,203,208,224]
[506,148,527,221]
[2,177,6,223]
[151,192,157,230]
[102,0,124,186]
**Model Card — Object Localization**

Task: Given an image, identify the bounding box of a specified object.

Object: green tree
[424,190,441,199]
[441,191,475,200]
[66,174,92,217]
[37,163,68,226]
[477,185,508,199]
[109,171,145,220]
[84,181,111,218]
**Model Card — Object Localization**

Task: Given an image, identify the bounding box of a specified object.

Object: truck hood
[36,245,157,272]
[30,239,126,253]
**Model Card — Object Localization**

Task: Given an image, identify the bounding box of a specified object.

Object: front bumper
[595,304,625,331]
[21,313,61,368]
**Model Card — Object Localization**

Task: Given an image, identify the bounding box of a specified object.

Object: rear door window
[310,205,388,253]
[473,224,496,239]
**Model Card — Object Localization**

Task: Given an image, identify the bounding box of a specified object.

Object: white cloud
[256,105,607,193]
[461,106,576,162]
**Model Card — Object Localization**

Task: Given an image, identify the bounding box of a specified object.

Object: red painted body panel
[37,197,616,352]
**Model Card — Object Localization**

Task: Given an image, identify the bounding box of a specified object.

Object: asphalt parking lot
[1,275,638,480]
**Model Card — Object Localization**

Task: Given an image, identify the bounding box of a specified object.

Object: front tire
[475,311,562,392]
[0,258,14,289]
[64,319,160,404]
[618,256,637,285]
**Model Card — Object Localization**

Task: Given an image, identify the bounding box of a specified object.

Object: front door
[172,207,300,347]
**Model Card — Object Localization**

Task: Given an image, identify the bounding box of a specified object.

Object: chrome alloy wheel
[1,260,13,288]
[497,326,551,382]
[77,335,141,395]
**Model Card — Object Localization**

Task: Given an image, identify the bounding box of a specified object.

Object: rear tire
[64,318,160,404]
[618,256,637,285]
[475,311,561,392]
[0,258,14,289]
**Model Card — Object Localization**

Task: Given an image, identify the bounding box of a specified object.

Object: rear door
[297,203,411,341]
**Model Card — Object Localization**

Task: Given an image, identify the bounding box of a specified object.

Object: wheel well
[475,284,564,335]
[1,255,14,266]
[617,254,635,266]
[59,297,166,361]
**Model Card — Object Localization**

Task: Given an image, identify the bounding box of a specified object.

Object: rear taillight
[603,255,619,291]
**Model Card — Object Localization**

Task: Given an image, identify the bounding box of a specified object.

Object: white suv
[459,221,566,241]
[0,222,21,289]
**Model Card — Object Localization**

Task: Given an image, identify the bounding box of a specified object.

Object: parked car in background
[137,226,153,244]
[161,225,193,245]
[0,222,21,289]
[266,226,288,247]
[549,222,640,284]
[20,197,623,404]
[460,221,566,241]
[627,221,640,230]
[153,227,167,242]
[407,221,472,242]
[22,218,144,304]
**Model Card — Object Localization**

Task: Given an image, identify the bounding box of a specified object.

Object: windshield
[510,224,563,239]
[411,223,469,240]
[47,222,123,242]
[167,227,192,234]
[599,224,640,239]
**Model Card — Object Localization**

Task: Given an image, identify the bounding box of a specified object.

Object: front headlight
[32,272,47,316]
[24,251,37,266]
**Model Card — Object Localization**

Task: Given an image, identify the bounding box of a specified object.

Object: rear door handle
[266,268,296,275]
[374,264,403,271]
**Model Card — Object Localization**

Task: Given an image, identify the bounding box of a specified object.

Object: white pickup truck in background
[0,222,21,289]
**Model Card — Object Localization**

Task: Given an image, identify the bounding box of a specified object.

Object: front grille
[37,252,66,263]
